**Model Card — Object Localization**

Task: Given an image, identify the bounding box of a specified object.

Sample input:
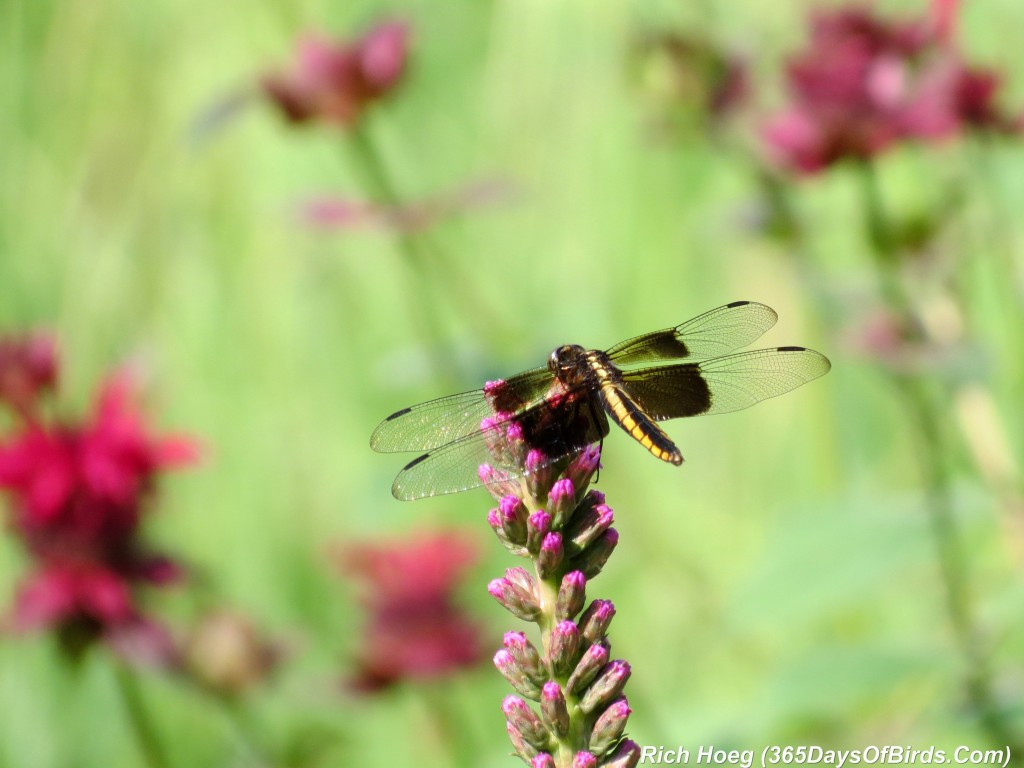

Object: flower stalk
[115,663,172,768]
[345,123,503,359]
[345,125,453,380]
[482,421,640,767]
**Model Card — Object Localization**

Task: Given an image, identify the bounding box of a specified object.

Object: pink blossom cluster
[0,333,197,656]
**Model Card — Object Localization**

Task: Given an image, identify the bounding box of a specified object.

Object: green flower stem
[857,162,917,316]
[535,559,579,767]
[857,161,1022,757]
[114,663,172,768]
[345,125,501,368]
[345,125,453,383]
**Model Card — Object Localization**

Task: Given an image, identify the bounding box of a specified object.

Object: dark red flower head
[763,4,1022,174]
[339,530,485,692]
[0,366,198,656]
[262,21,409,127]
[762,6,934,173]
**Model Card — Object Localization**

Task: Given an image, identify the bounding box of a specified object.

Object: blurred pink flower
[300,178,520,233]
[337,530,485,692]
[763,4,1022,174]
[0,366,198,658]
[844,307,968,374]
[262,21,409,127]
[762,7,932,173]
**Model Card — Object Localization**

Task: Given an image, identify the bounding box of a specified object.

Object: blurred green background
[2,0,1023,765]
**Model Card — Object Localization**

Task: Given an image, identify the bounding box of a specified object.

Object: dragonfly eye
[548,345,573,372]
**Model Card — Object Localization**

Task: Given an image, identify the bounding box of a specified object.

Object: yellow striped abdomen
[598,382,683,465]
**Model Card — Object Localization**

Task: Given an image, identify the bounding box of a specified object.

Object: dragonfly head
[548,344,588,384]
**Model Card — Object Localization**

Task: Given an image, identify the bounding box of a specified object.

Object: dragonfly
[371,301,831,500]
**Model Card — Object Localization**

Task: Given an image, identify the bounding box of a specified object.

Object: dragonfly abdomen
[598,382,683,465]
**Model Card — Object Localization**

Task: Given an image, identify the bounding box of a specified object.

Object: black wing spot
[726,299,751,308]
[386,407,412,421]
[647,336,689,359]
[776,346,807,352]
[402,453,430,470]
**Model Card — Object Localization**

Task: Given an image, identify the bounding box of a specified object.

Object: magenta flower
[0,363,198,658]
[262,21,409,128]
[339,530,485,691]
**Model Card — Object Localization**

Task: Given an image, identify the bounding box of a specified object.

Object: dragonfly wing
[621,347,831,419]
[370,366,552,452]
[391,396,609,500]
[606,301,778,365]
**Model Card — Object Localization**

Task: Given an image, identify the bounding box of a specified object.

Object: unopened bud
[504,420,528,466]
[555,570,586,621]
[566,446,601,490]
[547,478,576,528]
[566,642,609,695]
[573,752,597,768]
[564,501,614,554]
[601,739,641,768]
[525,448,556,498]
[537,532,564,579]
[480,463,519,500]
[503,631,546,685]
[589,697,631,756]
[549,620,580,677]
[502,695,551,751]
[578,599,616,646]
[571,527,618,579]
[540,681,570,737]
[494,649,542,700]
[526,511,552,554]
[488,578,541,622]
[505,566,536,594]
[578,660,630,715]
[506,722,539,762]
[487,508,526,555]
[183,610,279,695]
[499,495,528,543]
